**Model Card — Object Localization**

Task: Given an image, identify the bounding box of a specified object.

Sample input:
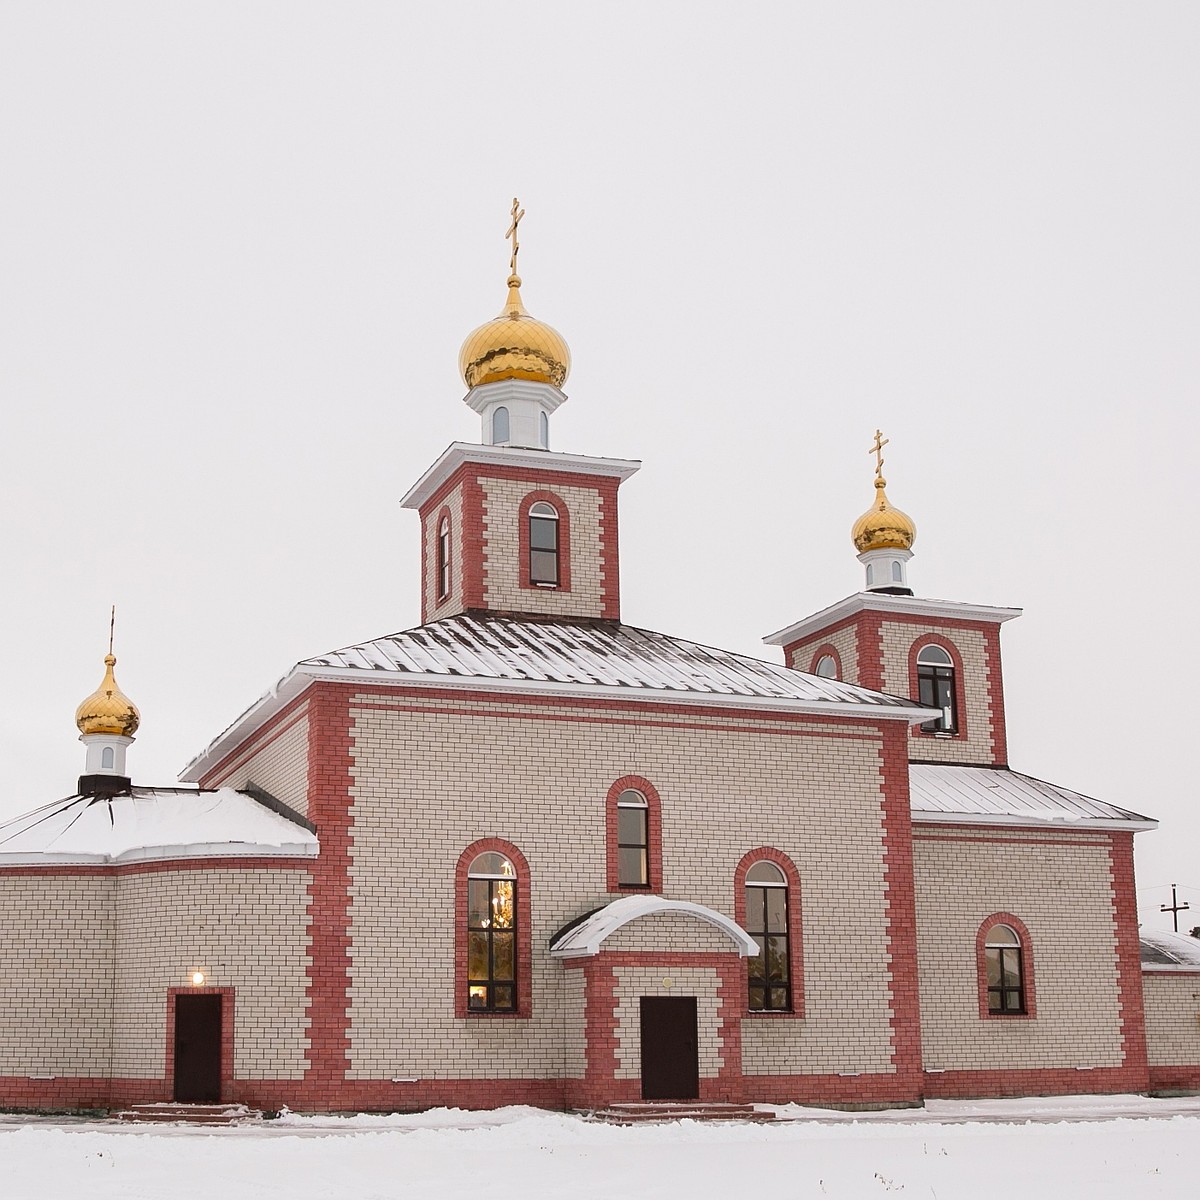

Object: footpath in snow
[1,1094,1198,1200]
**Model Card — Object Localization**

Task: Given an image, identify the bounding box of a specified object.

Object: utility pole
[1160,883,1191,933]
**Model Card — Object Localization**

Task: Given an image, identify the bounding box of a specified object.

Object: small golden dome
[459,273,571,389]
[75,654,140,738]
[852,476,917,553]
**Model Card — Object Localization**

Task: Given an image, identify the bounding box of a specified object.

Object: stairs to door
[114,1103,263,1126]
[589,1101,776,1124]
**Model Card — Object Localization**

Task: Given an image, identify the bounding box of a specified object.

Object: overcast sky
[1,3,1196,927]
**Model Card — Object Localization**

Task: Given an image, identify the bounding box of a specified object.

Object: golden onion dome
[75,654,140,738]
[852,476,917,554]
[459,272,571,390]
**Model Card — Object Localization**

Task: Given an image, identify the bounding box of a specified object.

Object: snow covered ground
[2,1096,1198,1199]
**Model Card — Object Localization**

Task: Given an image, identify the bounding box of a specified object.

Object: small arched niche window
[917,644,958,733]
[616,789,650,887]
[466,852,517,1012]
[492,406,510,444]
[984,923,1025,1015]
[528,501,560,587]
[745,862,791,1012]
[101,746,115,769]
[814,655,838,680]
[891,561,903,583]
[436,515,451,600]
[539,410,549,448]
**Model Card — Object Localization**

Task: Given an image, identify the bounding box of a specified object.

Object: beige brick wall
[345,693,897,1081]
[423,481,465,622]
[786,625,861,684]
[1143,973,1200,1067]
[0,875,115,1075]
[913,828,1124,1071]
[880,621,993,765]
[613,966,724,1079]
[209,705,311,818]
[603,912,735,955]
[480,476,605,618]
[112,869,311,1080]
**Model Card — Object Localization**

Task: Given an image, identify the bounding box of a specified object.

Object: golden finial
[506,197,525,283]
[75,610,141,738]
[852,431,916,553]
[870,429,890,487]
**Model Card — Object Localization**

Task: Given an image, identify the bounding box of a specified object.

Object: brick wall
[111,867,311,1082]
[0,875,114,1076]
[480,476,605,618]
[786,624,861,683]
[613,966,723,1079]
[422,482,466,622]
[913,826,1125,1076]
[1143,972,1200,1070]
[206,702,311,817]
[342,688,900,1087]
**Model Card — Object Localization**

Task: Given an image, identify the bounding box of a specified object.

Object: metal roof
[1140,928,1200,969]
[298,614,930,713]
[909,764,1155,830]
[0,787,318,866]
[548,896,757,958]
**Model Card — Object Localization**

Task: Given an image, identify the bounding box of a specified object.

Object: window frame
[807,644,843,681]
[744,862,791,1013]
[518,490,572,594]
[436,514,451,601]
[976,912,1036,1019]
[734,848,805,1018]
[605,776,663,893]
[911,636,964,737]
[492,405,510,444]
[455,839,531,1018]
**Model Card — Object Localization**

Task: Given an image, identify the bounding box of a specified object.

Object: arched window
[917,643,958,733]
[891,560,903,582]
[539,410,549,448]
[616,789,650,887]
[101,746,115,769]
[745,862,791,1011]
[814,655,838,680]
[492,406,510,444]
[984,923,1025,1014]
[436,515,451,600]
[466,851,517,1012]
[528,501,559,586]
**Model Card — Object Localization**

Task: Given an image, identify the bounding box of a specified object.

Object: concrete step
[114,1103,263,1125]
[592,1101,775,1124]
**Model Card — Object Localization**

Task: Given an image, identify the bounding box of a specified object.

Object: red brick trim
[1109,832,1150,1083]
[454,837,533,1019]
[604,775,663,893]
[0,858,312,878]
[596,476,621,620]
[734,1071,923,1107]
[165,986,235,1102]
[976,912,1037,1019]
[303,684,354,1090]
[907,632,968,745]
[199,692,311,789]
[857,611,886,691]
[517,489,573,593]
[982,625,1008,765]
[878,722,923,1096]
[807,644,843,680]
[1148,1066,1200,1091]
[733,847,805,1018]
[924,1064,1147,1099]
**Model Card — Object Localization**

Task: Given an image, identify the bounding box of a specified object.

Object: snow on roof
[549,896,758,958]
[0,787,318,866]
[909,764,1155,831]
[1140,928,1200,969]
[299,615,929,713]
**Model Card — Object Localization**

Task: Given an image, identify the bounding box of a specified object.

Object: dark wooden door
[174,994,222,1103]
[639,996,699,1100]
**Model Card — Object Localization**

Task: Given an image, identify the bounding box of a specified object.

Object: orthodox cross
[1161,883,1191,933]
[870,429,889,480]
[108,604,116,656]
[506,197,525,276]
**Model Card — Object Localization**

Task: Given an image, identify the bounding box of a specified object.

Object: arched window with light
[917,643,958,733]
[528,501,559,586]
[466,851,517,1012]
[745,861,791,1011]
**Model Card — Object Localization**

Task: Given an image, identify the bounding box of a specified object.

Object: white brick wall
[209,705,311,818]
[423,481,466,622]
[787,625,861,683]
[613,966,723,1079]
[1143,973,1200,1067]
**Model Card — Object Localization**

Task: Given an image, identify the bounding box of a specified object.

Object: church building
[2,207,1199,1113]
